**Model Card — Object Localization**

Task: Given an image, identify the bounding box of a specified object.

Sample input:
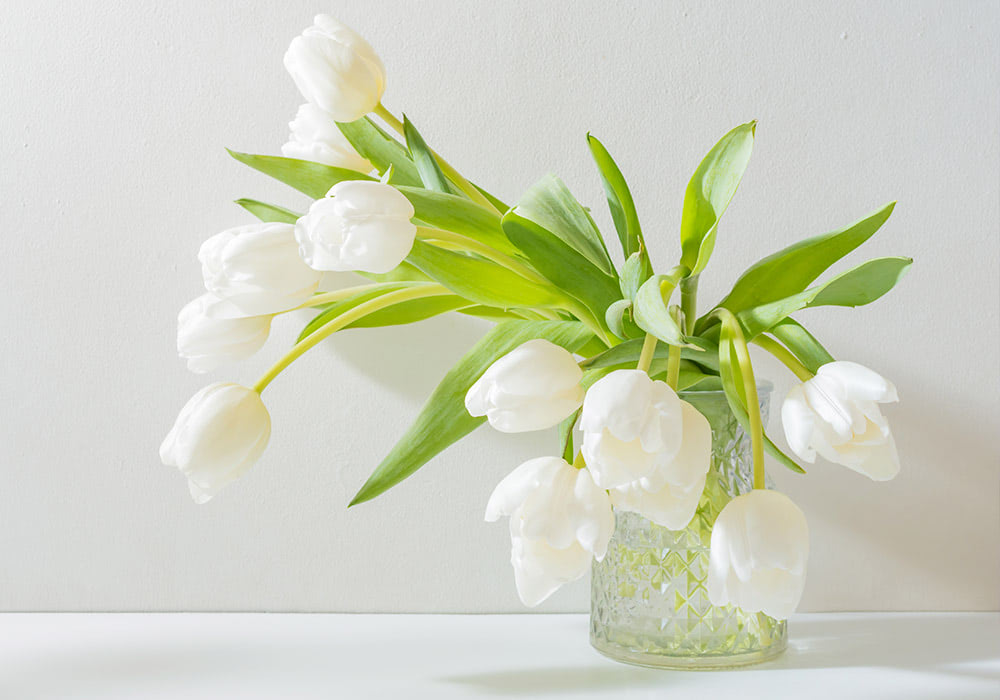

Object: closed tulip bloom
[199,223,322,316]
[177,293,272,373]
[465,340,584,433]
[284,14,386,123]
[707,489,809,619]
[160,383,271,504]
[281,103,372,173]
[781,361,900,481]
[579,370,684,490]
[609,400,712,529]
[294,180,416,273]
[486,457,614,607]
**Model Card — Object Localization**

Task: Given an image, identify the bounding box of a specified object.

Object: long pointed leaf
[767,318,835,373]
[396,187,517,255]
[403,115,458,195]
[228,150,374,199]
[336,117,422,187]
[587,134,646,260]
[235,199,301,224]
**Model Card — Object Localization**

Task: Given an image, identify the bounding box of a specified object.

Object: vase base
[590,634,787,671]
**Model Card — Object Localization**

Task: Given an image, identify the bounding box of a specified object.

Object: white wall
[1,0,997,612]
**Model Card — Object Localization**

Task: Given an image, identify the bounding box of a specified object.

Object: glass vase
[590,386,787,669]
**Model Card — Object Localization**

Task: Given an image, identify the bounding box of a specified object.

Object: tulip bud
[281,103,372,173]
[781,361,900,481]
[465,340,584,433]
[199,222,322,316]
[707,489,809,619]
[579,370,684,490]
[294,180,416,273]
[284,14,386,123]
[160,383,271,504]
[486,456,614,607]
[177,294,272,374]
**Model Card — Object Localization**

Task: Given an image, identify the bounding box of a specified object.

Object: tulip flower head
[281,103,373,173]
[199,222,322,316]
[781,361,900,481]
[465,339,584,433]
[294,180,417,273]
[284,14,386,123]
[177,293,272,374]
[486,456,614,607]
[707,489,809,619]
[160,383,272,504]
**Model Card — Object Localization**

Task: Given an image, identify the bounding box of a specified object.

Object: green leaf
[234,199,301,224]
[620,251,649,300]
[336,117,423,187]
[605,299,643,340]
[677,369,724,392]
[403,115,459,195]
[679,121,756,275]
[501,211,622,324]
[406,240,561,309]
[396,187,518,255]
[587,134,646,259]
[347,296,472,328]
[350,320,594,505]
[296,283,421,344]
[558,409,580,462]
[738,256,913,337]
[718,202,896,314]
[767,318,835,373]
[227,150,374,199]
[580,336,719,372]
[357,262,434,284]
[513,174,616,277]
[633,273,698,348]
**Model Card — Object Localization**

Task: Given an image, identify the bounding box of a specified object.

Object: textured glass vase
[590,387,786,669]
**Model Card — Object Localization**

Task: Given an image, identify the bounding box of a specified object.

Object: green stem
[666,343,681,390]
[374,103,499,213]
[753,335,814,382]
[636,333,658,373]
[679,275,698,335]
[416,227,546,284]
[282,285,382,313]
[252,284,450,394]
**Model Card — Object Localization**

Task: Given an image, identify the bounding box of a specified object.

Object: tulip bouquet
[162,15,910,625]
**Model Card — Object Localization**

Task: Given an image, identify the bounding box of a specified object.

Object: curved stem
[636,333,658,373]
[282,285,383,313]
[252,284,450,394]
[374,103,499,213]
[754,335,814,382]
[679,275,699,335]
[416,227,546,285]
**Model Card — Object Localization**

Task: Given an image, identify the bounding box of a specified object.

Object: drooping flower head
[177,293,272,374]
[282,103,373,173]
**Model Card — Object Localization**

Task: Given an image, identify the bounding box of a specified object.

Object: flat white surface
[1,613,997,699]
[1,0,999,613]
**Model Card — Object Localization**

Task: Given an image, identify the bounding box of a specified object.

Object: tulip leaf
[396,187,519,255]
[234,199,301,224]
[679,122,756,275]
[767,318,835,374]
[402,115,459,195]
[620,251,649,300]
[296,283,426,343]
[717,202,896,314]
[406,240,562,310]
[605,299,643,340]
[587,134,646,260]
[579,336,719,372]
[738,256,913,338]
[336,117,423,187]
[633,273,700,348]
[558,409,580,462]
[348,296,473,328]
[350,320,595,506]
[501,211,622,325]
[357,262,434,284]
[513,174,616,277]
[227,150,374,199]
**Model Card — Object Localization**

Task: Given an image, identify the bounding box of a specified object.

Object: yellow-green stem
[666,343,681,390]
[753,335,814,382]
[636,333,658,373]
[724,317,766,490]
[416,227,546,285]
[252,284,449,394]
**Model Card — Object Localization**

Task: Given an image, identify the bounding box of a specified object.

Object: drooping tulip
[465,340,584,433]
[707,489,809,619]
[281,103,372,173]
[284,14,386,123]
[608,400,712,529]
[579,370,684,490]
[486,456,614,607]
[160,383,271,504]
[294,180,417,274]
[199,222,322,316]
[781,361,900,481]
[177,293,272,373]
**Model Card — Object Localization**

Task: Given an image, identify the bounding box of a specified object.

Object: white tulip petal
[818,361,898,403]
[781,385,817,463]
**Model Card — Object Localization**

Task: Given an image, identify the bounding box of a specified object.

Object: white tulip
[294,180,416,273]
[177,293,272,373]
[579,370,684,490]
[281,103,372,173]
[781,361,900,481]
[160,383,271,504]
[465,340,584,433]
[199,222,322,316]
[486,456,614,607]
[707,489,809,619]
[609,400,712,529]
[284,14,386,123]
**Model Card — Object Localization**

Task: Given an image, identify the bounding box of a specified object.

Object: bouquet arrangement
[161,15,910,620]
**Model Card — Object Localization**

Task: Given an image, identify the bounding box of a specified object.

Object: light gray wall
[1,0,997,612]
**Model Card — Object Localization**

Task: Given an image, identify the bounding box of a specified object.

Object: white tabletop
[1,613,997,699]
